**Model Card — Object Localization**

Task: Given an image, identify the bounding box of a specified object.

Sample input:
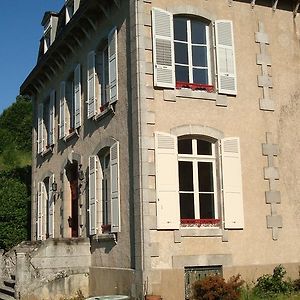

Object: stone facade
[17,0,300,299]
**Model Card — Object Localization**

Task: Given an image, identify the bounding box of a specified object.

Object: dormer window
[44,28,51,53]
[41,13,58,54]
[65,0,79,24]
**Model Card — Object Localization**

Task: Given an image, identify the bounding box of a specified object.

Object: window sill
[63,129,79,142]
[94,103,114,121]
[163,88,228,107]
[180,227,223,237]
[41,145,53,157]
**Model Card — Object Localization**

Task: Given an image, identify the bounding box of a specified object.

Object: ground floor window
[184,266,222,299]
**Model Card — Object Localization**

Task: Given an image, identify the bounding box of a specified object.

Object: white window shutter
[37,103,44,154]
[108,27,118,104]
[110,141,120,232]
[152,8,175,88]
[87,51,96,119]
[155,132,180,229]
[215,20,237,95]
[59,81,66,139]
[48,174,55,238]
[49,90,55,146]
[37,182,42,240]
[89,155,99,235]
[221,137,244,229]
[74,64,81,128]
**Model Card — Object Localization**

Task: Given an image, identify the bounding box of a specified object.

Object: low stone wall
[89,267,135,298]
[12,238,91,300]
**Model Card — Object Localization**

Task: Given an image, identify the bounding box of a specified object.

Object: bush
[192,274,244,300]
[253,265,294,298]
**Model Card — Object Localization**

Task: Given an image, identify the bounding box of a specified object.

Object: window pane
[193,68,208,84]
[197,140,212,155]
[198,162,214,192]
[199,193,215,219]
[192,46,207,67]
[180,193,195,219]
[175,42,188,64]
[191,20,207,44]
[176,65,189,82]
[179,161,194,191]
[174,18,187,41]
[178,139,192,154]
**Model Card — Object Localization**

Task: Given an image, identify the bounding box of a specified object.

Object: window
[44,29,51,53]
[37,90,55,154]
[178,137,218,225]
[184,266,222,300]
[59,64,81,138]
[37,175,55,240]
[174,17,211,86]
[155,132,244,230]
[65,0,79,24]
[152,8,237,95]
[88,141,120,235]
[86,27,118,119]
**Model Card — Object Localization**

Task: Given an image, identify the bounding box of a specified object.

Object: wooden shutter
[37,103,44,154]
[110,141,120,232]
[108,27,118,104]
[87,51,96,119]
[49,90,55,145]
[37,182,42,240]
[74,64,81,128]
[89,155,101,235]
[215,20,237,95]
[221,137,244,229]
[155,132,180,229]
[59,81,66,139]
[152,8,175,88]
[38,182,47,240]
[48,174,55,238]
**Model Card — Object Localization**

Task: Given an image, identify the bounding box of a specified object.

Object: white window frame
[178,138,218,222]
[174,17,212,85]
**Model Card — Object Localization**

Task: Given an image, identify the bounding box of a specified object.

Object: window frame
[178,137,219,225]
[174,16,212,86]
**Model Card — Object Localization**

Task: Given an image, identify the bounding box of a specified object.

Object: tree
[0,176,30,250]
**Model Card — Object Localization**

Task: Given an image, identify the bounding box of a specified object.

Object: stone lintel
[260,98,274,111]
[262,143,279,156]
[258,75,273,87]
[264,166,279,180]
[267,215,282,228]
[265,190,281,204]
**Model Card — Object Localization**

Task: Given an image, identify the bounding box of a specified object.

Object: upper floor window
[59,64,81,139]
[178,137,218,224]
[86,28,118,119]
[155,132,244,230]
[65,0,79,24]
[88,141,120,236]
[37,90,55,154]
[152,8,237,95]
[174,17,211,86]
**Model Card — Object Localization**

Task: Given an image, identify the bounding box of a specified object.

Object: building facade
[18,0,300,299]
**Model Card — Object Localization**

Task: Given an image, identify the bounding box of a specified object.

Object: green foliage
[253,265,294,298]
[192,274,244,300]
[0,176,31,250]
[0,95,32,156]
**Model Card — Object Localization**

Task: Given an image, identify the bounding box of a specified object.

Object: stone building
[1,0,299,299]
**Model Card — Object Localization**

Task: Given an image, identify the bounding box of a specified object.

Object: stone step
[0,291,15,300]
[3,279,15,289]
[0,286,14,298]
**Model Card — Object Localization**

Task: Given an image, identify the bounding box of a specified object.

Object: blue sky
[0,0,63,114]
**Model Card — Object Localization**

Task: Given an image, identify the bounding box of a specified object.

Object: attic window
[65,0,79,23]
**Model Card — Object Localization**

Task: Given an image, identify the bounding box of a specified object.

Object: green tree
[0,176,31,250]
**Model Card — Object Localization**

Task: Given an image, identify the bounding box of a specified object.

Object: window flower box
[176,81,214,93]
[181,218,221,228]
